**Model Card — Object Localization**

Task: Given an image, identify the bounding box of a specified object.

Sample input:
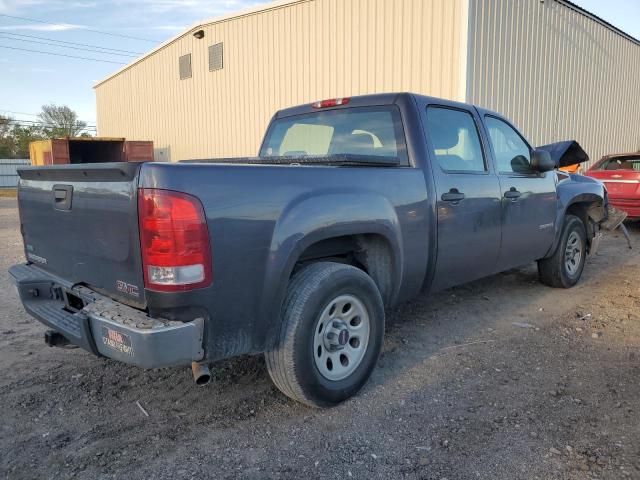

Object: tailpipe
[191,361,211,386]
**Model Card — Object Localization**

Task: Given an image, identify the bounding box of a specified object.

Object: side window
[484,116,532,173]
[426,107,486,172]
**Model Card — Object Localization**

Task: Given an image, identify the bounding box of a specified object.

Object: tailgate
[17,163,146,308]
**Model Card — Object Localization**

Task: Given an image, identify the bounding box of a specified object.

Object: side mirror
[530,149,555,173]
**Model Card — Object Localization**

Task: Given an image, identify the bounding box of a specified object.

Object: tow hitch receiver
[44,329,72,348]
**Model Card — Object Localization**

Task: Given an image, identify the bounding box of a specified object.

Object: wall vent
[179,53,192,80]
[209,43,223,71]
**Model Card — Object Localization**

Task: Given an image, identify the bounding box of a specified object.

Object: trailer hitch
[44,330,77,349]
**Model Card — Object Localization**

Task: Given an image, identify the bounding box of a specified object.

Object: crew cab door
[424,105,502,291]
[482,115,557,270]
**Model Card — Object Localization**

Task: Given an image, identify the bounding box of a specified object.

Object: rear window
[595,156,640,171]
[260,106,408,165]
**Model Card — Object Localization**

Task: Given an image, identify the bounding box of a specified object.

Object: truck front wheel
[265,262,385,408]
[538,214,587,288]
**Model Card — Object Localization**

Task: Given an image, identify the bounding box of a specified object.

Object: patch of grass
[0,189,17,198]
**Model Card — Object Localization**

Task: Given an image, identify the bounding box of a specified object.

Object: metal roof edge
[557,0,640,46]
[93,0,309,88]
[94,0,639,89]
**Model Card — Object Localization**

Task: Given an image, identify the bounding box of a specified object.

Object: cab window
[261,106,409,165]
[485,116,532,173]
[426,107,486,173]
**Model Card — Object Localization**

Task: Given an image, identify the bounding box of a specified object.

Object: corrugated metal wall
[467,0,640,167]
[0,159,30,188]
[95,0,467,161]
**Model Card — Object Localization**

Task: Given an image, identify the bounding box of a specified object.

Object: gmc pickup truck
[11,93,613,407]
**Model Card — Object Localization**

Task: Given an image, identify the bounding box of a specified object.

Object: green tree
[39,104,87,138]
[0,115,16,158]
[12,124,45,158]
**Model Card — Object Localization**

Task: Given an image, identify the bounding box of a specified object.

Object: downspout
[458,0,471,103]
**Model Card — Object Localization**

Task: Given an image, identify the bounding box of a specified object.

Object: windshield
[260,106,408,165]
[596,156,640,171]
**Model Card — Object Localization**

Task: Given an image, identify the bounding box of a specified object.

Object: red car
[586,153,640,220]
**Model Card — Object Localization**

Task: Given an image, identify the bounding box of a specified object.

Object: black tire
[538,214,587,288]
[265,262,385,408]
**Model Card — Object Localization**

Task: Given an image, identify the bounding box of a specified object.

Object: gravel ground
[1,196,639,480]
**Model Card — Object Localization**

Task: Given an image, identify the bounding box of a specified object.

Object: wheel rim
[313,294,371,381]
[564,231,583,276]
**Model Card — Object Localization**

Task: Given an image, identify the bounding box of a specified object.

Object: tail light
[312,97,350,108]
[138,188,212,292]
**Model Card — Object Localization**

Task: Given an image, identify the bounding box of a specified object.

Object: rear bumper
[9,263,204,369]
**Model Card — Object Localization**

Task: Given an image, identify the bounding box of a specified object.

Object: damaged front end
[586,202,630,254]
[601,204,631,250]
[538,140,590,170]
[541,139,631,251]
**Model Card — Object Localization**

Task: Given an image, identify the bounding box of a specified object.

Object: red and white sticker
[101,326,134,356]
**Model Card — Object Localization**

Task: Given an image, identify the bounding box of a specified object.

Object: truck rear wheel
[265,262,385,408]
[538,214,587,288]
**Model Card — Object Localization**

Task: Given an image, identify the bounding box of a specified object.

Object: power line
[9,126,98,133]
[0,14,160,43]
[0,110,41,117]
[0,44,126,64]
[8,123,97,131]
[8,119,97,128]
[0,32,144,55]
[9,118,97,127]
[0,34,139,57]
[0,110,96,123]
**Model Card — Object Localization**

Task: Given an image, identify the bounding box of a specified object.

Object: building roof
[560,0,640,46]
[94,0,640,89]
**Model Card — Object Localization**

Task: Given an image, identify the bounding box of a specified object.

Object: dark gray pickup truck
[10,93,612,407]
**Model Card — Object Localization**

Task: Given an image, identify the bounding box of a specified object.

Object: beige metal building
[95,0,640,165]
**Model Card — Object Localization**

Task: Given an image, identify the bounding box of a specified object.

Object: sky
[0,0,638,132]
[0,0,264,130]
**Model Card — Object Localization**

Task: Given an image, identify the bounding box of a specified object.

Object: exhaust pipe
[191,361,211,386]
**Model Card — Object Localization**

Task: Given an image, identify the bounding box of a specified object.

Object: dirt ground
[1,196,639,480]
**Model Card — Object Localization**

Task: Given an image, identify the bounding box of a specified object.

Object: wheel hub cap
[313,294,371,381]
[564,231,583,275]
[324,320,350,351]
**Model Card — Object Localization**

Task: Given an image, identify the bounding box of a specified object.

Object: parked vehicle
[585,153,640,220]
[10,93,613,407]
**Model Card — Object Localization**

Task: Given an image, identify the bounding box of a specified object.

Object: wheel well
[566,201,603,247]
[293,234,395,305]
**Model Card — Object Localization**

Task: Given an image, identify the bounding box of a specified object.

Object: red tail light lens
[138,188,212,292]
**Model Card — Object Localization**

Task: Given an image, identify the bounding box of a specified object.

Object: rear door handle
[441,189,465,202]
[504,188,521,200]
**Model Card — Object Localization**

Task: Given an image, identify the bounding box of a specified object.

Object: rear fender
[259,191,403,347]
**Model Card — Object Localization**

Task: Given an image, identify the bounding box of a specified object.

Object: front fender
[545,173,605,257]
[259,190,403,346]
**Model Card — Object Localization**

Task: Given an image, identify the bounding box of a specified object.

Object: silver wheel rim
[313,294,371,381]
[564,231,583,276]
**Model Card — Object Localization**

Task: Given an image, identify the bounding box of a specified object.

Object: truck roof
[274,92,502,121]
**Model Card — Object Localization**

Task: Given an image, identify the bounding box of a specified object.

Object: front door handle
[504,187,521,200]
[441,189,465,202]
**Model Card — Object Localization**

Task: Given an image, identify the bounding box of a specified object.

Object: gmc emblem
[116,280,140,297]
